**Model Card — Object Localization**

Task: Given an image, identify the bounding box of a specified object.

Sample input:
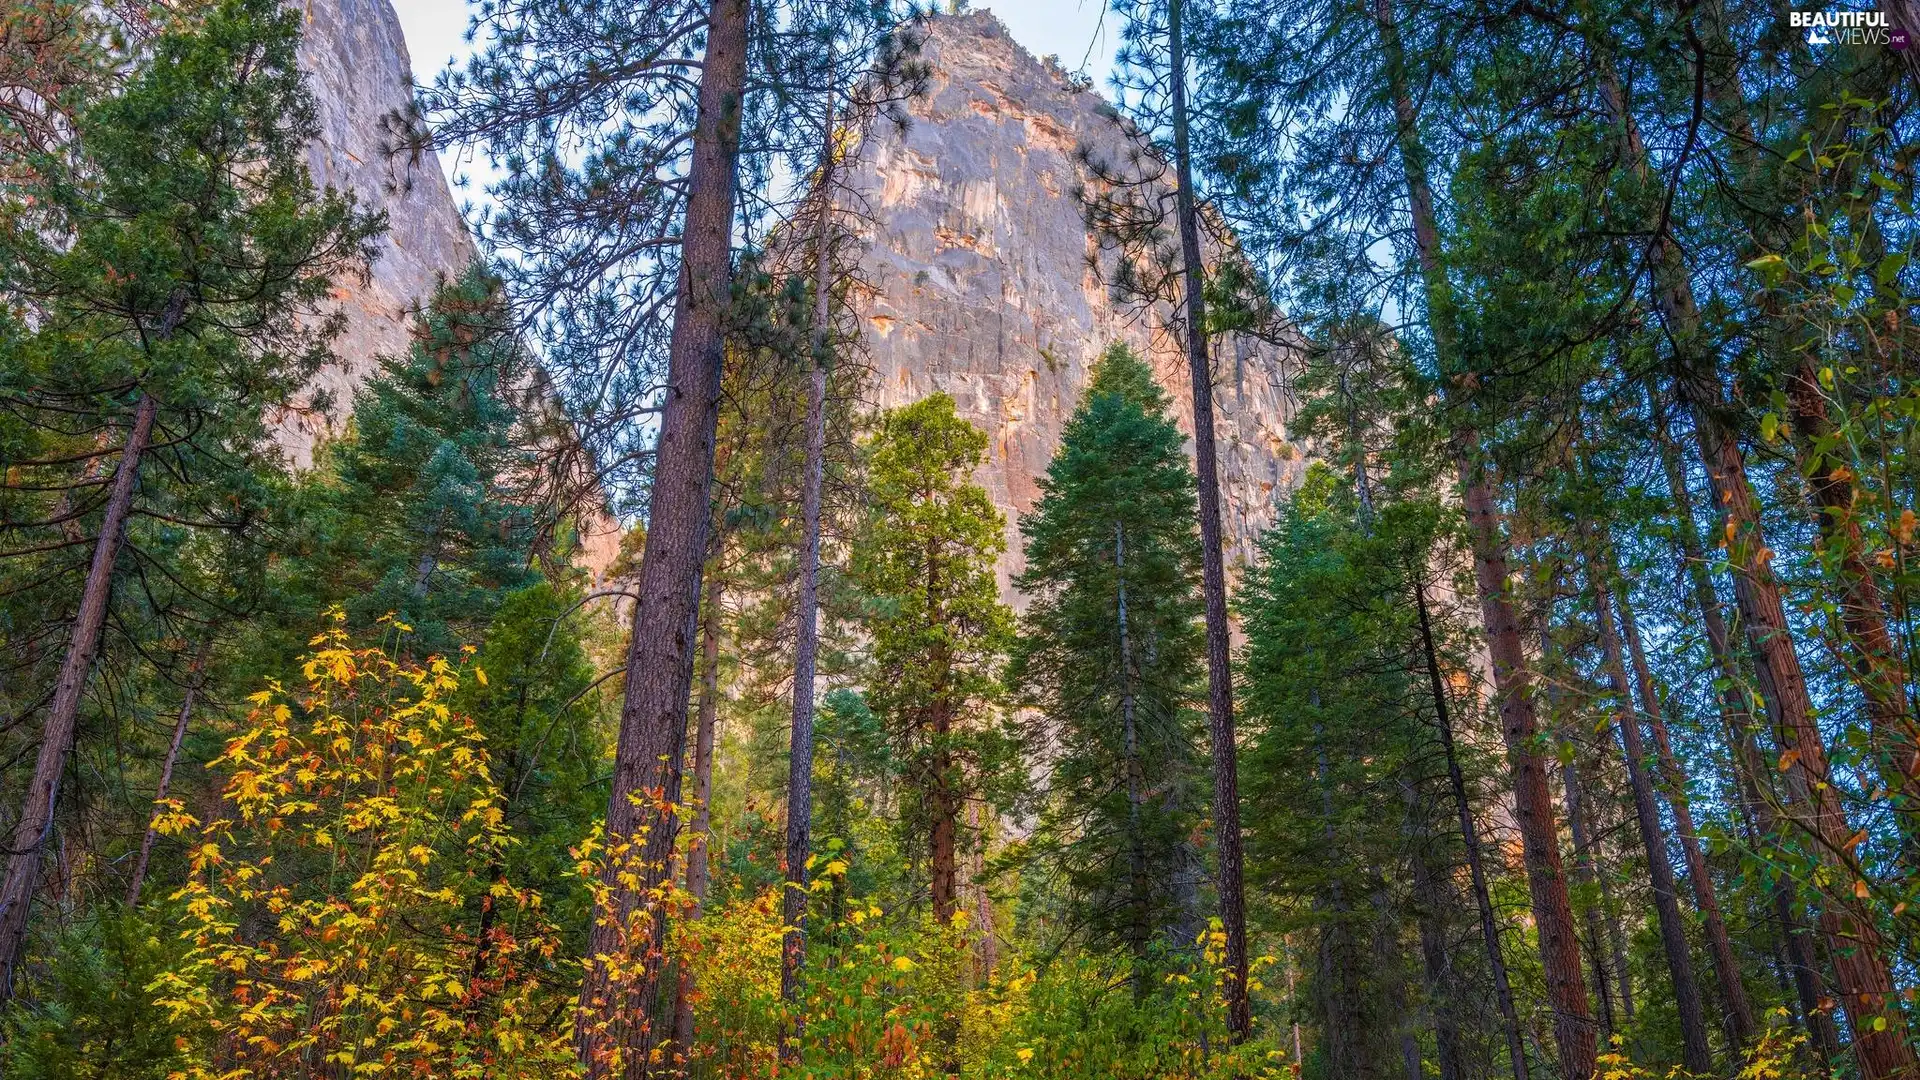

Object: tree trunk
[1785,360,1918,802]
[1415,575,1530,1080]
[1615,582,1758,1048]
[929,695,958,924]
[1587,556,1713,1073]
[1166,0,1249,1040]
[780,86,836,1054]
[1653,389,1844,1058]
[672,574,724,1052]
[0,390,158,1005]
[1593,47,1915,1075]
[1676,299,1913,1080]
[126,637,212,908]
[1403,778,1464,1080]
[1458,463,1597,1078]
[1557,735,1620,1040]
[1370,0,1594,1062]
[578,0,751,1070]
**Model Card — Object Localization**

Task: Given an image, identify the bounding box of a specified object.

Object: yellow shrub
[150,613,576,1079]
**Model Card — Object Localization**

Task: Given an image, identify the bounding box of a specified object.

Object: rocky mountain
[297,3,1307,599]
[281,0,477,463]
[844,12,1306,601]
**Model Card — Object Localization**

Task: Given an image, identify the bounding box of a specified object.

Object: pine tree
[1010,344,1205,982]
[299,265,542,657]
[0,0,379,1001]
[851,393,1016,929]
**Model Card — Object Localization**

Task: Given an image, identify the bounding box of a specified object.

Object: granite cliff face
[280,0,477,462]
[843,12,1306,602]
[297,4,1305,597]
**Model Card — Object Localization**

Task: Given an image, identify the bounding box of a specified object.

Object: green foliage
[0,0,380,766]
[290,265,543,658]
[1009,344,1206,965]
[849,393,1018,888]
[455,582,609,937]
[0,907,193,1080]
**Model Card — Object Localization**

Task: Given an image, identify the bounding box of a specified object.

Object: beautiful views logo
[1790,8,1903,48]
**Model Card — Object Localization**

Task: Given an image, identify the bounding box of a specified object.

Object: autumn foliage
[150,613,573,1078]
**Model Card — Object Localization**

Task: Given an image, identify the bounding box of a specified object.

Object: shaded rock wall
[279,0,477,462]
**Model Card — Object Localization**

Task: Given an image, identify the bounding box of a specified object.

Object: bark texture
[1167,0,1250,1040]
[0,391,158,1004]
[577,0,751,1071]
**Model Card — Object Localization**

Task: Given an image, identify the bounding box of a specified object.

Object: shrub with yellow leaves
[1592,1010,1815,1080]
[149,612,576,1079]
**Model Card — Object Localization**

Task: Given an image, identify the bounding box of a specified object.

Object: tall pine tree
[1010,344,1205,983]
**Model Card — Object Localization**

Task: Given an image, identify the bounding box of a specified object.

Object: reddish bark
[1588,561,1712,1073]
[1785,360,1918,801]
[0,391,159,1004]
[577,0,752,1071]
[1616,585,1759,1047]
[1167,0,1250,1040]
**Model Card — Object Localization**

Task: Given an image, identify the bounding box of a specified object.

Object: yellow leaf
[892,955,915,972]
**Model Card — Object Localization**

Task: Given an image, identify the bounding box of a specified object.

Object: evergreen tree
[296,265,542,657]
[0,0,379,1000]
[1010,344,1205,981]
[850,393,1016,927]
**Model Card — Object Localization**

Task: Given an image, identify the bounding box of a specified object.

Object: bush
[149,612,575,1079]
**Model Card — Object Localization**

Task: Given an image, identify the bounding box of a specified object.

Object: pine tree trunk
[1785,360,1918,801]
[1615,583,1758,1047]
[1458,464,1597,1078]
[578,0,750,1070]
[1594,51,1915,1077]
[127,637,212,908]
[0,390,158,1005]
[672,575,724,1052]
[1587,556,1713,1073]
[930,695,958,924]
[1415,575,1530,1080]
[1370,0,1594,1061]
[1677,320,1913,1080]
[1165,0,1249,1040]
[1652,390,1847,1061]
[1557,736,1619,1040]
[1403,779,1464,1080]
[780,93,836,1052]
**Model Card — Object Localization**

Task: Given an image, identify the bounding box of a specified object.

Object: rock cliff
[844,11,1305,602]
[295,4,1306,599]
[281,0,477,462]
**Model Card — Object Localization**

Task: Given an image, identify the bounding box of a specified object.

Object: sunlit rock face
[842,10,1307,605]
[298,4,1305,596]
[280,0,477,464]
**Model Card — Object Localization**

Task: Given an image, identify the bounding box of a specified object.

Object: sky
[391,0,1123,143]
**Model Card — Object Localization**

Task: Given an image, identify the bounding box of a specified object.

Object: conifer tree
[1010,344,1205,981]
[851,393,1016,930]
[0,0,378,1001]
[298,265,542,657]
